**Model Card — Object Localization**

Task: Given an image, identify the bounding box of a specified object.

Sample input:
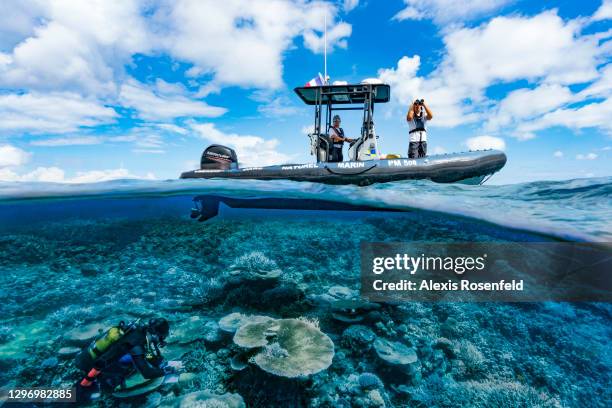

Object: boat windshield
[294,84,390,105]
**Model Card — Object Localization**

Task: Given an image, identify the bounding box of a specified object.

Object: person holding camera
[406,99,433,158]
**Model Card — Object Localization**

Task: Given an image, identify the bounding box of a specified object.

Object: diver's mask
[151,333,167,347]
[147,332,167,349]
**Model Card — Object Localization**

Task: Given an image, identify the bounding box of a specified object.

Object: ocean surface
[0,177,610,407]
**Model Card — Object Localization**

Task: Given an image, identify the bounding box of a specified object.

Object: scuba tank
[87,320,139,360]
[87,326,123,360]
[76,320,138,393]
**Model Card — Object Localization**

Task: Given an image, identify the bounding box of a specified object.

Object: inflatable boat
[180,82,506,185]
[180,145,506,185]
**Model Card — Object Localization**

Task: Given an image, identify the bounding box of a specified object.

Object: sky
[0,0,610,184]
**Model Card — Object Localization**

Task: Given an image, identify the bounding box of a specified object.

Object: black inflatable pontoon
[180,145,506,185]
[180,83,506,185]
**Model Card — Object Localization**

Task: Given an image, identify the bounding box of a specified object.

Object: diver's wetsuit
[75,324,164,391]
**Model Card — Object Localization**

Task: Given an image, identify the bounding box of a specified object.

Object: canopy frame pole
[325,96,332,135]
[314,88,323,163]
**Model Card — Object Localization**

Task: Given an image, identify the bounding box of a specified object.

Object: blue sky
[0,0,610,184]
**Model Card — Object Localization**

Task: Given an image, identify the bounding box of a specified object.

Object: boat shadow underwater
[189,195,406,222]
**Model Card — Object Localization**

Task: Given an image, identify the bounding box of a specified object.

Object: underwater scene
[0,177,610,407]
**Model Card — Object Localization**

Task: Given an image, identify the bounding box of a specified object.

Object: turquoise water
[0,177,610,407]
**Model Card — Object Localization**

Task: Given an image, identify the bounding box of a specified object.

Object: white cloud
[302,22,352,54]
[29,127,175,151]
[518,97,612,135]
[577,63,612,100]
[0,52,10,65]
[119,79,226,121]
[0,166,65,182]
[132,149,165,154]
[0,1,353,94]
[379,10,611,137]
[0,0,49,50]
[105,128,171,154]
[393,0,514,25]
[441,11,601,89]
[132,133,165,152]
[0,0,150,96]
[0,166,155,183]
[0,144,31,167]
[0,1,150,136]
[257,97,300,117]
[159,0,351,89]
[154,123,189,135]
[593,0,612,21]
[1,22,114,95]
[343,0,359,12]
[191,123,292,167]
[30,136,103,146]
[378,56,422,105]
[393,5,423,21]
[252,91,299,117]
[553,150,564,158]
[576,152,598,160]
[0,92,117,134]
[465,135,506,151]
[0,0,352,144]
[486,84,574,136]
[378,55,476,127]
[494,84,573,122]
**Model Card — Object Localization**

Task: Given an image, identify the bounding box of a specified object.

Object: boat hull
[180,150,506,186]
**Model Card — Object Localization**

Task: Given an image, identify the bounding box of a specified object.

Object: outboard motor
[200,145,238,170]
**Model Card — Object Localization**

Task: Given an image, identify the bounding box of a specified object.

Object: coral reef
[159,390,245,408]
[228,252,282,282]
[218,313,274,334]
[234,318,334,378]
[0,197,610,407]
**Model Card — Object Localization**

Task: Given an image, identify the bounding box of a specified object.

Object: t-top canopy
[294,84,391,105]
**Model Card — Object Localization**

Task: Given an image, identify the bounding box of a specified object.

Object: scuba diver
[74,317,173,402]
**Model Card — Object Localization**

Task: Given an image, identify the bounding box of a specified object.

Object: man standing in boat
[329,115,355,162]
[406,99,433,158]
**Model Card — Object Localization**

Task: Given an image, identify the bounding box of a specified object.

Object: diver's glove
[158,361,174,374]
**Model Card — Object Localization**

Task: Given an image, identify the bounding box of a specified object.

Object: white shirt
[329,126,345,147]
[408,111,428,142]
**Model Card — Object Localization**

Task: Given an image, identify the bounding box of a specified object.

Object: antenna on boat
[324,12,328,84]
